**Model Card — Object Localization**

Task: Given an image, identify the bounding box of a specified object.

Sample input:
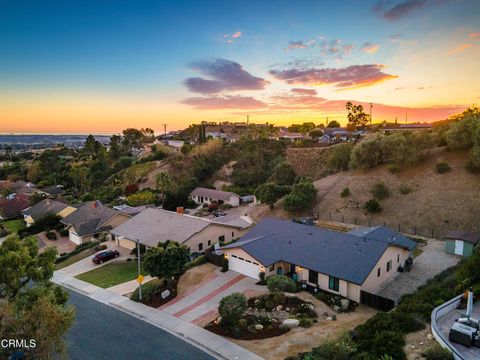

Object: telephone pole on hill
[370,103,373,124]
[162,124,167,136]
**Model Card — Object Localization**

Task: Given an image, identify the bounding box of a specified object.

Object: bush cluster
[340,187,351,198]
[371,181,390,200]
[266,275,296,293]
[436,161,451,174]
[364,198,382,213]
[218,292,247,328]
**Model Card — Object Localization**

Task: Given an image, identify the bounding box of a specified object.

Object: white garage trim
[69,231,82,245]
[454,240,464,256]
[228,254,262,280]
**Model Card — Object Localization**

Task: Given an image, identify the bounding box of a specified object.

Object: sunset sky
[0,0,479,134]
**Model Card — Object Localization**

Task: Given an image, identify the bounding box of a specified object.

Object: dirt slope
[312,149,480,238]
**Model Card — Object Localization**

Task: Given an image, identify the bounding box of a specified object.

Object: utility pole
[370,103,373,124]
[246,115,249,125]
[405,112,408,124]
[162,124,167,137]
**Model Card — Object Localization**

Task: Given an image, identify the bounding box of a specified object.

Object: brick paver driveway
[160,269,268,326]
[374,238,460,303]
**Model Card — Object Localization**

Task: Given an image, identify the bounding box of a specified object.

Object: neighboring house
[221,218,416,303]
[277,130,306,142]
[0,193,31,220]
[61,201,130,245]
[111,208,253,253]
[37,185,65,198]
[190,187,241,207]
[22,199,76,227]
[0,180,37,197]
[324,127,349,142]
[444,231,480,258]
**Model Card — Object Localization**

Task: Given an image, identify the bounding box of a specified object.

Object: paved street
[66,289,214,360]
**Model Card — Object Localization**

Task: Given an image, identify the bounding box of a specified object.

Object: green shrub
[399,184,413,195]
[298,318,313,328]
[184,255,206,271]
[258,271,266,285]
[371,181,390,200]
[423,343,454,360]
[130,278,165,302]
[218,292,247,327]
[436,161,451,174]
[94,244,107,252]
[238,318,248,328]
[307,336,357,360]
[388,163,400,173]
[266,275,296,293]
[340,187,351,198]
[46,231,57,240]
[364,198,382,213]
[59,228,69,237]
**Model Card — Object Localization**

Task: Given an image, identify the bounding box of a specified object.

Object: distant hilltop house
[22,199,76,227]
[221,218,416,304]
[444,231,480,258]
[111,207,253,253]
[190,187,241,207]
[322,127,350,143]
[0,180,37,198]
[37,185,65,199]
[276,130,306,142]
[0,193,31,221]
[61,201,130,245]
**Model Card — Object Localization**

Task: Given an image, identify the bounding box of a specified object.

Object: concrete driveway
[161,268,268,326]
[374,238,460,303]
[57,243,132,277]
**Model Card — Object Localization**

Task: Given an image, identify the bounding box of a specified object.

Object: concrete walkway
[108,275,154,295]
[52,271,263,360]
[161,269,268,324]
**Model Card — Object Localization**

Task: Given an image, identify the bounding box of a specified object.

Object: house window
[269,265,275,272]
[198,243,203,251]
[328,276,339,292]
[397,254,400,263]
[207,240,211,246]
[219,235,225,242]
[309,270,318,284]
[377,267,381,277]
[232,232,234,237]
[386,260,392,272]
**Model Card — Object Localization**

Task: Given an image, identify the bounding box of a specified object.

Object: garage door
[228,254,261,280]
[454,240,464,256]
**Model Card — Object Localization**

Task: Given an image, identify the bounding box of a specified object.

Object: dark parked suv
[92,250,120,264]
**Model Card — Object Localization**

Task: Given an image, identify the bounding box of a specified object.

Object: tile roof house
[61,201,130,245]
[37,185,65,198]
[444,231,480,258]
[21,199,77,227]
[190,187,241,207]
[221,218,416,303]
[0,193,31,220]
[111,208,253,253]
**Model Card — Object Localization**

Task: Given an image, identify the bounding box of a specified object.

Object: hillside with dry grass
[310,149,479,238]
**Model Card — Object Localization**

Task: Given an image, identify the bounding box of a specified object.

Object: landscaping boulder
[282,318,299,328]
[276,305,283,311]
[161,289,171,299]
[340,299,350,311]
[427,334,433,341]
[285,307,290,312]
[326,316,333,321]
[254,324,263,330]
[333,305,341,312]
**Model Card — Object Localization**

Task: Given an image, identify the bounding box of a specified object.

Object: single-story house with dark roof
[221,218,416,303]
[22,198,76,227]
[37,185,65,198]
[190,187,241,207]
[0,193,31,220]
[444,231,480,258]
[111,208,253,252]
[61,201,130,245]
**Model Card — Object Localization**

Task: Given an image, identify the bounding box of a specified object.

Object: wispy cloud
[223,31,242,44]
[182,95,267,110]
[373,0,427,21]
[360,42,381,54]
[270,64,397,90]
[184,58,269,94]
[286,40,309,50]
[291,88,317,95]
[469,32,480,38]
[447,43,473,55]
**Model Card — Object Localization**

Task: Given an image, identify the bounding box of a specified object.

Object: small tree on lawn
[267,275,296,294]
[218,292,247,328]
[143,240,190,289]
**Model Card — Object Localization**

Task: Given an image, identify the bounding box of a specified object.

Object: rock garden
[205,275,319,340]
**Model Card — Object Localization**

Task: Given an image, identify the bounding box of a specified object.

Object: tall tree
[122,128,144,152]
[345,101,369,130]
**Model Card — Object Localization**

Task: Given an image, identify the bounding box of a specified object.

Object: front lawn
[75,260,146,288]
[3,219,25,234]
[55,248,96,270]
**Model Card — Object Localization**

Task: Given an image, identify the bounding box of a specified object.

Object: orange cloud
[447,43,473,55]
[469,32,480,38]
[231,31,242,38]
[360,42,381,54]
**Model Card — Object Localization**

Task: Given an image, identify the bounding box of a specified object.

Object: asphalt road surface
[65,290,215,360]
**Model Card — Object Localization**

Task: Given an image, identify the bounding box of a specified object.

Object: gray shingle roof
[222,218,416,285]
[111,208,211,246]
[61,201,119,236]
[444,231,480,245]
[347,226,417,251]
[190,187,240,202]
[22,199,69,221]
